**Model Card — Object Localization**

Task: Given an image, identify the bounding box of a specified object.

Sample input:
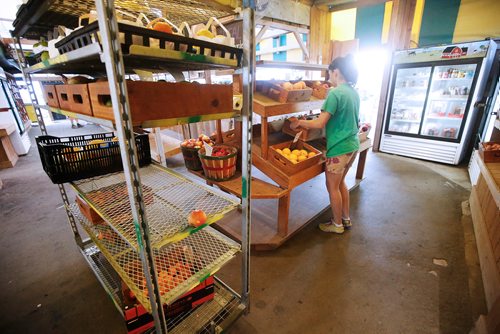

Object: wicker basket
[181,145,203,171]
[198,145,237,181]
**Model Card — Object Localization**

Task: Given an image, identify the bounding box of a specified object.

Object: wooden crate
[88,81,233,124]
[267,83,313,103]
[282,117,324,142]
[55,84,72,111]
[269,140,322,175]
[306,81,333,99]
[41,85,60,108]
[67,84,93,116]
[479,142,500,162]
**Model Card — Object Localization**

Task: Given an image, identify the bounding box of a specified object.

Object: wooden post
[372,0,417,151]
[278,193,291,237]
[261,117,269,159]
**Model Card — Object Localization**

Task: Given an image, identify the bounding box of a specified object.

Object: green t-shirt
[322,83,360,158]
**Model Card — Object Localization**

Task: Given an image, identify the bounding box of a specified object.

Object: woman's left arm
[290,112,331,130]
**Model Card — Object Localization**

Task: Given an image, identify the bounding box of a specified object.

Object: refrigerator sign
[393,40,490,64]
[441,46,468,59]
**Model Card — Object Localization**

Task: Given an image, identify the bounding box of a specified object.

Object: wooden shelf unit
[469,152,500,333]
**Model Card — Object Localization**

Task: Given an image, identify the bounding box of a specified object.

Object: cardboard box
[88,81,233,125]
[67,84,93,116]
[55,84,72,111]
[76,195,104,225]
[269,140,322,175]
[41,85,60,108]
[123,276,215,334]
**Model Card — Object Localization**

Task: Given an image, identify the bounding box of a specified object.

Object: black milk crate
[36,132,151,184]
[55,21,243,66]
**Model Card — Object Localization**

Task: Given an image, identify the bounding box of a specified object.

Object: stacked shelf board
[13,0,251,332]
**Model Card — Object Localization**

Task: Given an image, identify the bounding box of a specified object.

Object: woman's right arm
[291,112,331,130]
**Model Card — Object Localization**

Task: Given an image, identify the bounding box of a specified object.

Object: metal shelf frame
[13,0,254,333]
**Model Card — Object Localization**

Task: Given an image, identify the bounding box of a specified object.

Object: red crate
[123,276,215,334]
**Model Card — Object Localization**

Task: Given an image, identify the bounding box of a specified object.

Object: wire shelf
[70,203,240,313]
[168,279,245,333]
[80,244,124,315]
[71,164,239,250]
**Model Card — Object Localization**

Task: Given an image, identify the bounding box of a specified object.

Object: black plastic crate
[54,21,242,66]
[36,132,151,184]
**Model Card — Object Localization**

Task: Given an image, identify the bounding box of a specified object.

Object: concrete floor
[0,120,486,333]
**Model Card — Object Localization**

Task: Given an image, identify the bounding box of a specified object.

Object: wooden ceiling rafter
[314,0,388,12]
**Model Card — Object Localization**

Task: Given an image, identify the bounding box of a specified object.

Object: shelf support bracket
[241,1,256,313]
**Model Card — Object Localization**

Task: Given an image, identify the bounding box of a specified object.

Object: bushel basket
[181,145,203,171]
[36,132,151,184]
[198,145,237,181]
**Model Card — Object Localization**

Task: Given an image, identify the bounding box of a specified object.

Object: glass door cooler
[380,40,497,165]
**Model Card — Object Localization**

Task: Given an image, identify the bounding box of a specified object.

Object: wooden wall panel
[309,6,331,64]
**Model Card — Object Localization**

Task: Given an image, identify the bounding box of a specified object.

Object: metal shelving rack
[12,0,254,332]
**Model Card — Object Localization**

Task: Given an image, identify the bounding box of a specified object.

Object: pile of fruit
[211,147,232,157]
[275,147,317,164]
[280,81,308,91]
[180,134,214,149]
[311,81,331,89]
[482,142,500,151]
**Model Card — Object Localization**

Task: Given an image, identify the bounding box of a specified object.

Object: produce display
[482,142,500,151]
[211,147,231,157]
[180,134,214,149]
[280,81,307,91]
[122,244,198,298]
[275,147,317,164]
[310,81,331,90]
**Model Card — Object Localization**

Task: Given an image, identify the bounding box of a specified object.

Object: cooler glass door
[421,63,477,140]
[386,66,432,135]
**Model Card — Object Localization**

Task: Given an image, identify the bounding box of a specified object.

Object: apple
[322,83,330,89]
[188,210,207,227]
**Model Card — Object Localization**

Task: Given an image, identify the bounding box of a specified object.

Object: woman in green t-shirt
[290,55,360,234]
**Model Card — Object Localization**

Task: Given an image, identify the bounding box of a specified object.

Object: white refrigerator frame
[380,40,498,165]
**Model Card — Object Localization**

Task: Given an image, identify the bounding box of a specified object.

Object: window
[273,37,278,48]
[273,51,286,61]
[279,34,287,47]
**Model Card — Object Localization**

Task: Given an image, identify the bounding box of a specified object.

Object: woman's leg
[326,170,343,226]
[340,152,357,219]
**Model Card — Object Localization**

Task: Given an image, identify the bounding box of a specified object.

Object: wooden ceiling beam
[314,0,388,12]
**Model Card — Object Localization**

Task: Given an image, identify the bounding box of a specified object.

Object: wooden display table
[469,152,500,333]
[191,135,372,250]
[0,123,18,169]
